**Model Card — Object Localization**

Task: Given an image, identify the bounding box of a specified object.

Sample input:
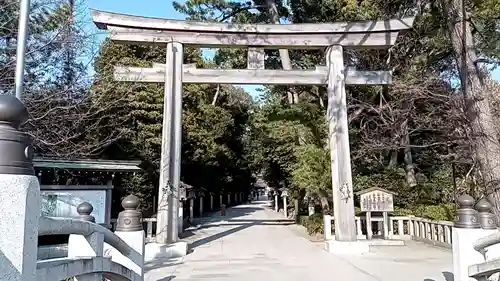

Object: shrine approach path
[144,197,452,281]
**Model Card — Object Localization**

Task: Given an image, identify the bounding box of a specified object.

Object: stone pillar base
[144,242,188,262]
[324,240,370,255]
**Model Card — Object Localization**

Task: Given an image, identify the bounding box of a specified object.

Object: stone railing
[323,215,366,240]
[323,214,454,248]
[109,191,248,243]
[323,193,500,280]
[37,196,145,281]
[0,95,146,281]
[390,216,454,248]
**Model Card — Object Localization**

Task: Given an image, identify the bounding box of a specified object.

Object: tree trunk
[402,131,418,187]
[400,99,417,187]
[442,0,500,215]
[212,84,220,105]
[265,0,298,105]
[388,151,398,169]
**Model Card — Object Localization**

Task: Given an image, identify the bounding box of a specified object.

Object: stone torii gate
[92,10,414,251]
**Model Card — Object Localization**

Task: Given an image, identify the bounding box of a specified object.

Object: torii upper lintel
[92,9,415,49]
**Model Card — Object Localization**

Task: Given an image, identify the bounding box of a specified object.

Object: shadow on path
[183,199,294,250]
[144,259,184,272]
[189,220,295,249]
[423,271,454,281]
[153,275,176,281]
[189,206,263,224]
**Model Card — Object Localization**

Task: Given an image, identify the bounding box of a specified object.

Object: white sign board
[41,190,106,223]
[360,190,394,212]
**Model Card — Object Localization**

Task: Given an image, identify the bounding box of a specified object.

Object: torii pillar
[156,42,184,244]
[325,45,363,253]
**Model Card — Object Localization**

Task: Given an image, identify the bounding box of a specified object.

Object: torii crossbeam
[92,9,414,251]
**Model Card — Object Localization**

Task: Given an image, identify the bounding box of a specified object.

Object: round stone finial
[121,195,140,210]
[116,194,142,232]
[475,198,493,213]
[0,95,29,129]
[455,193,480,228]
[457,194,475,209]
[76,202,95,222]
[77,202,93,215]
[476,198,497,229]
[0,95,33,175]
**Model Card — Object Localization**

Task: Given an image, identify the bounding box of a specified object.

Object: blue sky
[85,0,499,93]
[85,0,263,97]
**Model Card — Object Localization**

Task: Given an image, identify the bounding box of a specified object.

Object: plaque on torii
[356,187,397,240]
[92,9,414,245]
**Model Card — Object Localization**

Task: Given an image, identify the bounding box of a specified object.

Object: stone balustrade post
[274,192,279,212]
[199,194,204,217]
[294,199,300,223]
[112,195,145,280]
[452,194,496,281]
[210,193,214,210]
[189,197,194,221]
[220,194,223,206]
[68,202,104,281]
[0,96,39,281]
[178,199,184,234]
[234,192,237,204]
[228,193,231,205]
[281,190,288,218]
[382,211,389,239]
[283,196,288,217]
[324,215,333,240]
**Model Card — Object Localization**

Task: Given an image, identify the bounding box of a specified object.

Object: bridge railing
[0,95,146,281]
[109,191,249,243]
[323,214,453,247]
[390,216,453,248]
[36,196,145,281]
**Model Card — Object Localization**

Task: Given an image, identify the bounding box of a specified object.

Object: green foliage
[394,204,456,221]
[415,204,456,221]
[292,144,331,199]
[354,165,457,209]
[299,214,325,235]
